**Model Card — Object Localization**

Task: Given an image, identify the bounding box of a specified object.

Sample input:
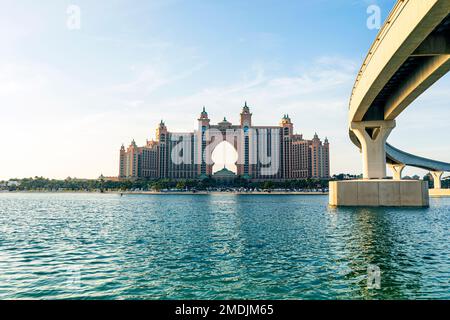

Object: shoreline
[119,191,329,195]
[0,190,329,195]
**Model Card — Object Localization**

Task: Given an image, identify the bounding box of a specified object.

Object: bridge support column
[389,163,406,180]
[430,171,443,189]
[330,120,428,207]
[350,120,396,179]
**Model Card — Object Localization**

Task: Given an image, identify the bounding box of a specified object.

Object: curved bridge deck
[386,143,450,172]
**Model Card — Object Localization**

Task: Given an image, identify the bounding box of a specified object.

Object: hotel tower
[119,103,330,181]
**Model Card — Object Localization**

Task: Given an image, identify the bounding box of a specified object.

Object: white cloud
[110,62,208,95]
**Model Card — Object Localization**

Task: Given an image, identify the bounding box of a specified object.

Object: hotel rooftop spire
[199,106,209,120]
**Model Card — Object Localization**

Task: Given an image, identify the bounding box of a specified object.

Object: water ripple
[0,193,449,299]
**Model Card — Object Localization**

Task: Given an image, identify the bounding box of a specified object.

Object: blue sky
[0,0,449,179]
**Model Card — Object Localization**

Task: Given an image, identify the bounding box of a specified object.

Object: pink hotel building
[119,103,330,181]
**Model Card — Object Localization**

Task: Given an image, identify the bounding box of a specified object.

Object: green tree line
[1,176,331,192]
[6,175,445,192]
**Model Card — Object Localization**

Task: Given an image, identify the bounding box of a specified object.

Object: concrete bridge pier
[430,171,443,189]
[330,119,428,207]
[389,163,406,180]
[429,171,450,197]
[350,120,396,179]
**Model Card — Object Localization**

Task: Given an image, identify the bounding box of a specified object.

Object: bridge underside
[363,13,450,122]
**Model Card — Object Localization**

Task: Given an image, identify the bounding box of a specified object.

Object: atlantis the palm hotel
[119,103,330,181]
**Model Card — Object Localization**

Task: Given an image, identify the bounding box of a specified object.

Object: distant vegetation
[2,174,446,192]
[1,176,330,192]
